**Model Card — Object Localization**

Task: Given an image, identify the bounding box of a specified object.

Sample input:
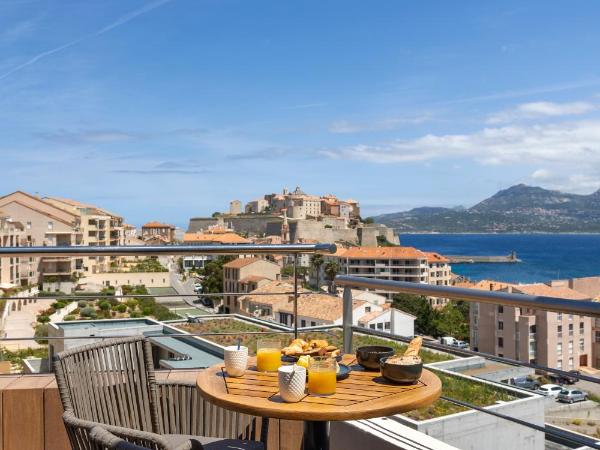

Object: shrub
[98,301,111,311]
[80,307,97,318]
[37,315,50,323]
[116,304,127,313]
[34,324,49,344]
[64,315,76,321]
[77,300,88,308]
[51,301,67,310]
[130,311,141,318]
[126,299,138,309]
[571,419,582,426]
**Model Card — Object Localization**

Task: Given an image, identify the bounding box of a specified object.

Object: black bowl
[380,356,423,384]
[355,345,395,370]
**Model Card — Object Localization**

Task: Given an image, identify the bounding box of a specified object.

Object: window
[498,321,504,330]
[557,359,563,369]
[47,221,53,230]
[497,305,504,314]
[569,314,573,321]
[569,323,573,336]
[369,324,376,330]
[301,320,306,327]
[529,324,536,333]
[385,322,391,330]
[26,221,31,230]
[311,321,316,327]
[580,322,585,331]
[579,338,584,351]
[365,306,371,313]
[557,312,562,321]
[557,325,562,338]
[557,343,562,356]
[568,341,573,354]
[568,357,574,369]
[497,337,504,348]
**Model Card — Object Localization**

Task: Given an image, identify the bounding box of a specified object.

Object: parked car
[439,337,469,349]
[557,389,588,403]
[536,384,563,397]
[549,370,579,385]
[509,376,540,390]
[454,340,469,349]
[193,283,203,293]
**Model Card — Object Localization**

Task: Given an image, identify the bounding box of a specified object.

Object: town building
[182,226,252,273]
[123,223,138,239]
[245,199,269,214]
[357,304,416,336]
[141,221,175,243]
[222,257,281,314]
[425,252,452,308]
[229,200,242,215]
[470,280,594,370]
[0,211,35,290]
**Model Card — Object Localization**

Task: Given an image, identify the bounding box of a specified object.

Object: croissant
[291,338,309,350]
[309,339,329,349]
[282,344,303,356]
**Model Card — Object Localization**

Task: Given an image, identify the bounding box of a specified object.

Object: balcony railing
[1,244,600,450]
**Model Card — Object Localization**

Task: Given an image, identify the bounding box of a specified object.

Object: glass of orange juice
[308,356,336,396]
[256,339,281,372]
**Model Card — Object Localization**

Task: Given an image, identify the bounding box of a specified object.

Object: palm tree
[310,254,324,290]
[323,260,341,294]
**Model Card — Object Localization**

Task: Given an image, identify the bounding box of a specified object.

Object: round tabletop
[196,355,441,422]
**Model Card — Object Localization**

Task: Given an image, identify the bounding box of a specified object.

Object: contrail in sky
[0,0,173,81]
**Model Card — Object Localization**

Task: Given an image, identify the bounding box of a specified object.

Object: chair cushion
[165,434,265,450]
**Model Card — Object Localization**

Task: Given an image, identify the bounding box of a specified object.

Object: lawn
[402,370,518,420]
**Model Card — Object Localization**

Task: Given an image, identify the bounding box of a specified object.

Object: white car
[536,384,563,397]
[193,283,203,292]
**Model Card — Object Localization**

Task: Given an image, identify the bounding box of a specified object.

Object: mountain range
[374,184,600,233]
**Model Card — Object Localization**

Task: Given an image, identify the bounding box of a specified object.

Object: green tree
[392,293,441,337]
[98,300,111,311]
[200,256,233,295]
[310,254,324,290]
[434,302,470,341]
[323,260,341,293]
[363,217,375,224]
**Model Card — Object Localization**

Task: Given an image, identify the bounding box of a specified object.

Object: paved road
[161,256,214,314]
[2,299,54,350]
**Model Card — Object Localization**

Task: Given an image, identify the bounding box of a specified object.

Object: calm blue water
[400,234,600,284]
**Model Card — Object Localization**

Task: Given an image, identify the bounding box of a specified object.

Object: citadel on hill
[187,187,399,247]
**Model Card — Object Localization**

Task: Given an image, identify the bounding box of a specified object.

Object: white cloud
[531,168,553,181]
[322,119,600,168]
[328,114,432,134]
[487,101,596,124]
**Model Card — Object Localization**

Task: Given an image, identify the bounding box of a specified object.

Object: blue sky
[2,0,600,227]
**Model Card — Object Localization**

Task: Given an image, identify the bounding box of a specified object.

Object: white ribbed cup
[278,365,306,403]
[224,346,248,377]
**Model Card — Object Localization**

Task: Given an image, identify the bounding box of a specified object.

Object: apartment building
[237,280,297,321]
[221,257,281,314]
[43,197,125,274]
[0,212,36,289]
[425,252,452,308]
[470,280,594,370]
[326,247,429,297]
[0,191,83,284]
[141,221,175,243]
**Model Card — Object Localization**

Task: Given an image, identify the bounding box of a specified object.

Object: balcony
[0,244,599,450]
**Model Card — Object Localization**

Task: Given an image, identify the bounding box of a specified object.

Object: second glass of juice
[256,339,281,372]
[308,356,336,395]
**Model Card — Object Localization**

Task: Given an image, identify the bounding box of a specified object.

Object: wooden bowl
[380,356,423,384]
[355,345,395,370]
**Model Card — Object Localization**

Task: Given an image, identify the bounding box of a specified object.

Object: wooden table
[196,355,441,450]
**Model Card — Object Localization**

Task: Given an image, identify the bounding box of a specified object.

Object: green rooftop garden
[402,370,518,420]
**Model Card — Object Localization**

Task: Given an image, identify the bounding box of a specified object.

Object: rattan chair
[54,336,268,450]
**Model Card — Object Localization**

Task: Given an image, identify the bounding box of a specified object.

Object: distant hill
[375,184,600,233]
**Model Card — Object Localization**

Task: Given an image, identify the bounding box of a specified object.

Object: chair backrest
[54,336,159,433]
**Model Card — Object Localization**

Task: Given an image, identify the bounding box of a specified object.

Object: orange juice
[256,348,281,372]
[308,369,336,395]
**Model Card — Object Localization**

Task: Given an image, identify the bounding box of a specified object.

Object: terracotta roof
[142,221,175,229]
[425,252,449,263]
[240,275,269,283]
[183,232,251,244]
[238,280,301,309]
[467,279,516,291]
[513,284,591,300]
[278,294,366,322]
[335,246,427,260]
[223,257,260,269]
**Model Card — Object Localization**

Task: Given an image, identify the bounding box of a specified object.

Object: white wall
[79,272,171,289]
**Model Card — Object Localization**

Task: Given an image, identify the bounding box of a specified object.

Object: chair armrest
[63,410,194,450]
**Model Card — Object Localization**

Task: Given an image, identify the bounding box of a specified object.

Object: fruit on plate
[281,338,340,358]
[297,355,310,368]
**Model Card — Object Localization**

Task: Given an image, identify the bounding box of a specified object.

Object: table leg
[303,420,329,450]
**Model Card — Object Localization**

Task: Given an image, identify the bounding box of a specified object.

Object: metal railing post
[293,254,298,339]
[342,286,353,354]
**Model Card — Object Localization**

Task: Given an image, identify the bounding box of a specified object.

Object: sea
[399,234,600,284]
